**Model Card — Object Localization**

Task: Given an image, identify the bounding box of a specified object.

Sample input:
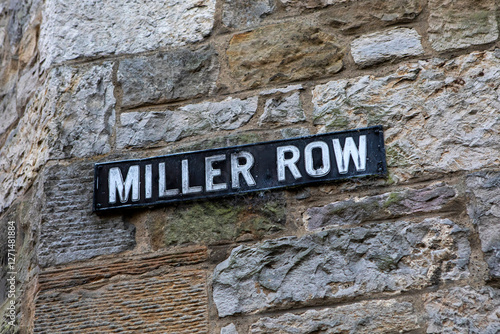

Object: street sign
[94,126,387,212]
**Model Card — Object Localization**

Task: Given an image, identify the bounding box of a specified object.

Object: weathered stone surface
[351,28,424,67]
[34,270,208,333]
[279,0,338,9]
[259,84,304,96]
[424,286,500,333]
[250,299,421,333]
[259,92,305,126]
[213,218,470,316]
[0,89,17,136]
[118,46,219,109]
[38,162,135,267]
[221,323,239,334]
[312,51,500,180]
[227,22,344,89]
[280,127,310,139]
[466,171,500,279]
[428,0,498,52]
[0,63,115,213]
[117,96,257,148]
[305,182,457,230]
[148,193,285,248]
[222,0,274,29]
[39,0,215,67]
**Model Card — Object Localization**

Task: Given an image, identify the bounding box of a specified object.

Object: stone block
[117,45,219,109]
[38,162,135,268]
[222,0,274,29]
[428,0,498,51]
[259,92,305,126]
[0,63,115,213]
[466,171,500,279]
[424,286,500,333]
[148,193,286,248]
[249,299,421,333]
[305,182,457,230]
[34,269,208,333]
[117,96,257,148]
[39,0,215,67]
[221,323,239,334]
[312,51,500,180]
[213,218,470,317]
[226,22,344,89]
[279,0,338,9]
[351,28,424,67]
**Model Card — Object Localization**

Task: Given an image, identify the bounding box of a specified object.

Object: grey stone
[466,171,500,279]
[0,63,115,213]
[117,46,219,109]
[280,127,310,139]
[213,218,470,317]
[279,0,338,9]
[38,162,135,268]
[221,323,239,334]
[428,0,498,52]
[260,85,304,96]
[117,96,257,148]
[259,92,306,126]
[305,182,457,230]
[312,51,500,181]
[424,286,500,333]
[39,0,216,67]
[222,0,274,29]
[0,89,17,136]
[250,299,421,333]
[350,28,424,67]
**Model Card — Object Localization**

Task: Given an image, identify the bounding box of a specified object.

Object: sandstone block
[227,22,344,89]
[466,171,500,279]
[424,286,500,333]
[148,193,285,248]
[117,46,219,109]
[312,51,500,180]
[0,63,115,213]
[39,0,215,67]
[38,162,135,267]
[351,28,424,67]
[305,182,457,230]
[34,270,208,333]
[222,0,274,29]
[117,96,257,148]
[259,92,306,126]
[250,299,420,333]
[428,0,498,51]
[213,218,470,317]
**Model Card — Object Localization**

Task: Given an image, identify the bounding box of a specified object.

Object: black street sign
[94,126,387,212]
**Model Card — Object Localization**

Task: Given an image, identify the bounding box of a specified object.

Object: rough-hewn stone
[259,92,305,126]
[221,323,239,334]
[38,162,135,268]
[148,194,286,248]
[213,218,470,317]
[117,46,219,109]
[466,171,500,279]
[428,0,498,52]
[34,270,208,333]
[117,96,257,148]
[227,22,344,89]
[279,0,337,9]
[222,0,274,29]
[351,28,424,67]
[250,299,421,333]
[0,63,115,213]
[312,51,500,180]
[305,182,457,230]
[424,286,500,333]
[39,0,216,67]
[0,89,17,136]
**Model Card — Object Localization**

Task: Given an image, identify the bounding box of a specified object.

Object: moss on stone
[150,193,286,247]
[383,192,403,208]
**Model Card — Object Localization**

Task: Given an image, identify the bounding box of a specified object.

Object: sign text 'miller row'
[93,126,387,211]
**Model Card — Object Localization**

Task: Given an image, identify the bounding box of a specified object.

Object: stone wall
[0,0,499,333]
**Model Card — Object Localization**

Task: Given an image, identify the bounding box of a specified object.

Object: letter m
[108,166,140,204]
